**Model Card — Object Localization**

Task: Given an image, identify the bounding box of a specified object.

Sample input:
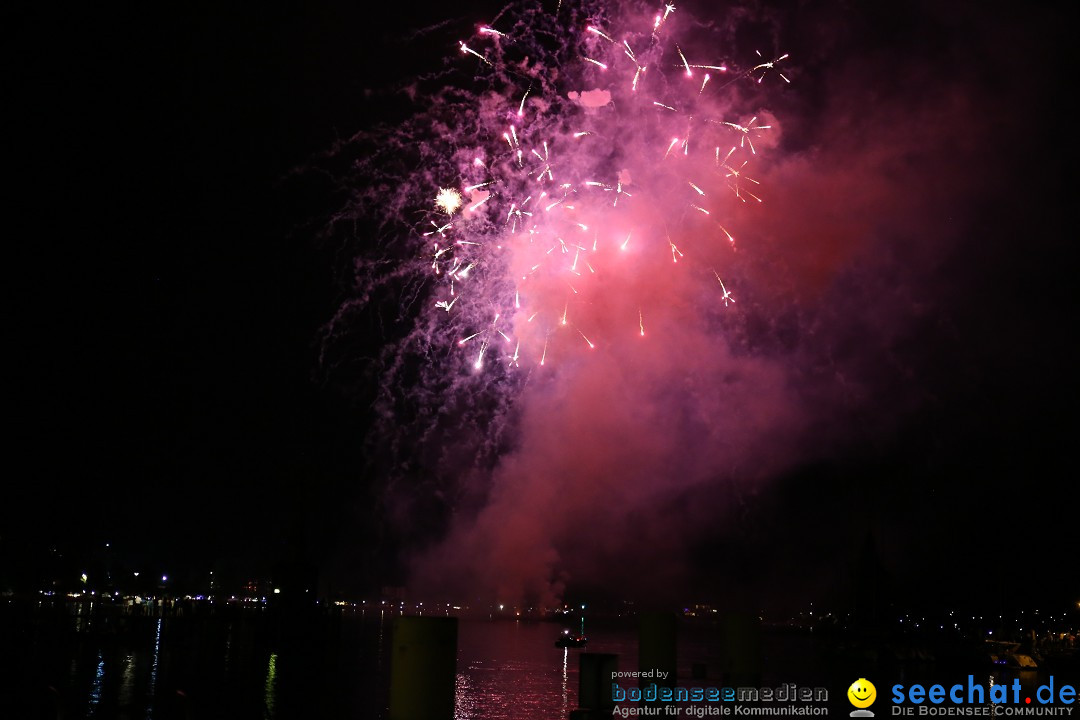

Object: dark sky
[5,0,1077,609]
[6,0,394,587]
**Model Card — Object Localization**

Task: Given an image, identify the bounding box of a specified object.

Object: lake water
[1,602,1072,719]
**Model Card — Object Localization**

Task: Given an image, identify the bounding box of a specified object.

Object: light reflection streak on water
[561,647,569,718]
[264,652,278,719]
[377,610,385,672]
[88,649,104,715]
[455,672,477,720]
[145,618,162,720]
[224,626,233,676]
[118,653,136,712]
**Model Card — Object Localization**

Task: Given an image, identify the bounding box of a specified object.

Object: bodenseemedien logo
[849,678,877,717]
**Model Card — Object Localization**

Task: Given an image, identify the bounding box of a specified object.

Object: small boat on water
[986,641,1038,670]
[555,629,588,648]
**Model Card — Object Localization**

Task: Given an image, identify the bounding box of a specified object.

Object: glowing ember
[435,187,463,215]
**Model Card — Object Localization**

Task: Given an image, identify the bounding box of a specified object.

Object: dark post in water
[389,616,458,720]
[719,612,761,687]
[638,611,677,689]
[577,652,619,714]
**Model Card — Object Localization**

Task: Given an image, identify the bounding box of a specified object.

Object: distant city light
[162,575,168,582]
[80,573,87,583]
[273,588,281,594]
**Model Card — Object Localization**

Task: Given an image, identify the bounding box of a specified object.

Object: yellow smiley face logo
[848,679,876,708]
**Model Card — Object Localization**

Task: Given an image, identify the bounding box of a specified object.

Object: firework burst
[409,0,789,372]
[323,0,792,595]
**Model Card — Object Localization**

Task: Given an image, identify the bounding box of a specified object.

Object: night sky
[5,0,1076,611]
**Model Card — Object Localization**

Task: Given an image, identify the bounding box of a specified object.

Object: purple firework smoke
[320,0,1009,607]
